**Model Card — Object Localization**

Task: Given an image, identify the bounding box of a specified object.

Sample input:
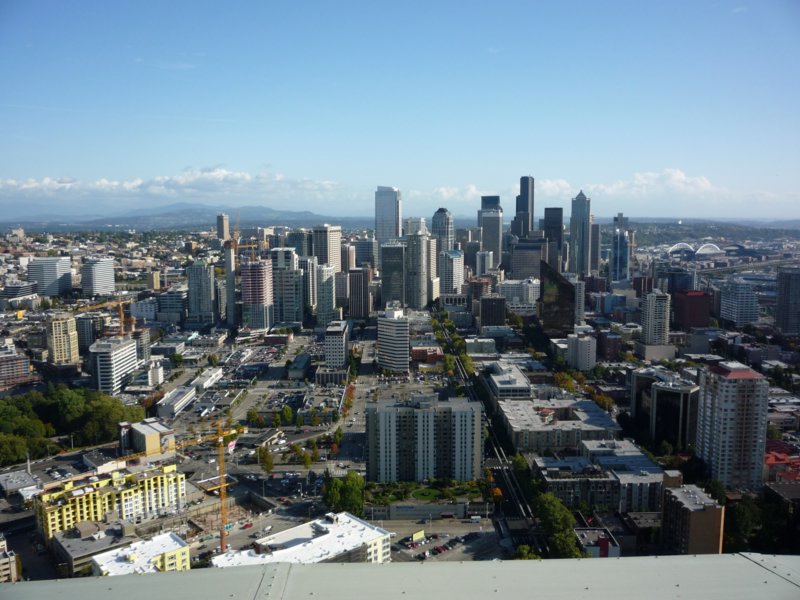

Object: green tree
[514,544,540,560]
[246,408,259,425]
[207,353,219,367]
[302,451,312,470]
[511,454,529,474]
[281,405,293,425]
[296,414,305,428]
[257,446,274,473]
[170,353,184,367]
[767,424,782,440]
[272,413,281,428]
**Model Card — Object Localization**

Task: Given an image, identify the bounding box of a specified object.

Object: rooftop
[92,532,187,576]
[212,512,388,567]
[4,554,800,600]
[710,361,765,380]
[667,485,720,511]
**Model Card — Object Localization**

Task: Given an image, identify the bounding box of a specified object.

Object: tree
[207,353,219,367]
[295,414,305,428]
[703,480,727,505]
[302,451,312,470]
[281,405,293,425]
[511,454,528,474]
[271,413,281,428]
[767,424,783,440]
[514,544,540,560]
[657,440,674,457]
[170,353,184,367]
[256,446,274,473]
[246,408,259,425]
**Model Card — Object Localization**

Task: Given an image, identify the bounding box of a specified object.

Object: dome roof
[695,243,723,255]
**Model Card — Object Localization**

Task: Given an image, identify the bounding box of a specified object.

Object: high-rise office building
[380,243,406,306]
[80,257,115,297]
[89,337,139,395]
[146,270,161,290]
[476,251,493,277]
[46,313,80,365]
[538,260,576,339]
[271,247,300,271]
[224,241,237,327]
[28,256,72,297]
[590,221,600,274]
[543,207,564,250]
[315,264,337,328]
[272,268,304,323]
[403,217,427,236]
[512,176,534,237]
[186,261,216,325]
[641,289,671,345]
[564,273,586,325]
[312,224,342,273]
[334,271,349,308]
[76,312,110,353]
[157,286,187,324]
[341,244,356,272]
[566,334,597,372]
[375,186,402,268]
[324,321,349,369]
[348,268,372,320]
[610,216,631,282]
[366,396,482,483]
[377,304,409,373]
[425,237,438,304]
[696,361,768,489]
[431,208,454,255]
[299,256,318,313]
[720,278,758,327]
[353,236,378,268]
[479,294,506,327]
[776,266,800,335]
[405,232,428,310]
[216,213,230,241]
[286,230,313,257]
[478,201,503,272]
[132,328,151,363]
[240,259,273,331]
[569,191,592,276]
[510,238,548,279]
[439,250,465,295]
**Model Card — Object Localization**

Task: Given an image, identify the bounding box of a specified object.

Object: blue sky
[1,0,798,221]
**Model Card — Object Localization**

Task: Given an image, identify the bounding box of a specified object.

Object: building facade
[89,337,139,395]
[81,257,115,297]
[377,305,409,373]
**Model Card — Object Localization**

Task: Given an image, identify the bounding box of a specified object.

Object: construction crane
[75,297,135,335]
[118,421,244,553]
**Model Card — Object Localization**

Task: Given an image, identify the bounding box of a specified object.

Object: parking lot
[382,519,508,562]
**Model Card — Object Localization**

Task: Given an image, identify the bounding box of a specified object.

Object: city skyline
[1,1,799,220]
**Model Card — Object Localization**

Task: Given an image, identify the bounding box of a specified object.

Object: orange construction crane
[75,297,135,335]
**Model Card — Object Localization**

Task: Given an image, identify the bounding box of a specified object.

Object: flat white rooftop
[92,532,187,576]
[212,512,389,568]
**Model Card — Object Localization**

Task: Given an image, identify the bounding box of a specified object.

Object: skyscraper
[590,221,600,274]
[272,268,304,323]
[405,232,428,310]
[377,304,409,373]
[89,337,139,395]
[439,249,465,295]
[299,256,319,314]
[431,208,454,255]
[312,224,342,273]
[216,213,230,241]
[80,257,115,298]
[186,261,216,325]
[641,289,671,345]
[512,175,534,237]
[478,198,503,272]
[569,191,592,276]
[476,250,493,277]
[348,268,372,320]
[380,243,406,306]
[696,361,768,489]
[776,266,800,335]
[375,186,402,268]
[224,241,237,327]
[720,278,758,327]
[240,259,273,331]
[610,213,632,282]
[538,260,576,339]
[315,264,337,328]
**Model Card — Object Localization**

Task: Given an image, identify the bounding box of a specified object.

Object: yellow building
[45,312,80,365]
[35,464,186,541]
[91,532,190,576]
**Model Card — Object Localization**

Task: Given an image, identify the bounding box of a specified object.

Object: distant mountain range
[1,202,799,232]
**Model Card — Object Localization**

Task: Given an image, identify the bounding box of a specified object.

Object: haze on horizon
[1,1,798,222]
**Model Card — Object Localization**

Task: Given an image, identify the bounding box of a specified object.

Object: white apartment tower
[377,304,409,373]
[80,257,115,297]
[186,260,216,325]
[440,250,465,295]
[89,337,139,395]
[316,264,337,328]
[720,278,759,328]
[641,289,671,345]
[696,362,768,489]
[28,256,72,297]
[325,321,349,369]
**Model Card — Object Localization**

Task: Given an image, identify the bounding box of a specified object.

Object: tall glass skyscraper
[569,190,592,276]
[431,207,454,254]
[375,186,402,269]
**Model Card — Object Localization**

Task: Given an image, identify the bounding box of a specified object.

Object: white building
[476,250,493,277]
[131,298,158,322]
[186,261,217,325]
[91,532,190,576]
[240,259,273,331]
[157,386,196,418]
[316,264,337,328]
[325,321,349,369]
[696,361,768,489]
[439,249,464,295]
[496,278,540,309]
[641,289,671,345]
[720,278,759,327]
[90,337,139,395]
[27,256,72,297]
[312,224,342,273]
[486,361,532,399]
[212,512,390,567]
[564,273,586,325]
[566,334,597,372]
[377,304,409,373]
[80,257,115,297]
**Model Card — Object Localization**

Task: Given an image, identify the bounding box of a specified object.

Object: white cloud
[585,168,721,199]
[537,178,574,197]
